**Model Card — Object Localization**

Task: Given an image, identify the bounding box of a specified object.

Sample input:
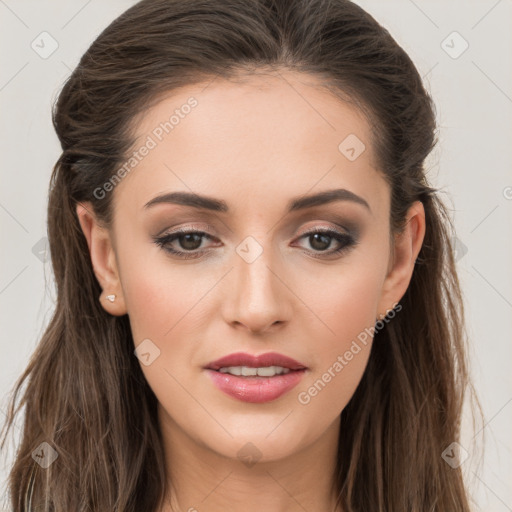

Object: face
[78,70,424,465]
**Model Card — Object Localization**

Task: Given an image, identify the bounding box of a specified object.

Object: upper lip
[204,351,308,371]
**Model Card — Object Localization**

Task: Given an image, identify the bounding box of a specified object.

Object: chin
[198,423,313,464]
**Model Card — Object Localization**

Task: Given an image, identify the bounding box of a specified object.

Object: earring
[106,294,116,303]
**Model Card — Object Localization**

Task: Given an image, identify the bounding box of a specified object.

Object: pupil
[181,233,202,250]
[310,233,331,251]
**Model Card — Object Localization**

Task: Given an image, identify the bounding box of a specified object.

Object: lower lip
[205,369,306,403]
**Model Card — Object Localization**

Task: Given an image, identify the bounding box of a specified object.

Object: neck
[156,405,342,512]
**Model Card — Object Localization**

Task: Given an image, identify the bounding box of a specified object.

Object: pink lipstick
[203,351,307,403]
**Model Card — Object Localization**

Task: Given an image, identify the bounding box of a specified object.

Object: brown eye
[295,229,358,258]
[308,232,333,251]
[176,232,204,251]
[154,229,217,259]
[153,227,358,260]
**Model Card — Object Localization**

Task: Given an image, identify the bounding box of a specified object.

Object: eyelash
[153,226,358,260]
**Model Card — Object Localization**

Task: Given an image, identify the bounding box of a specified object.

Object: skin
[77,69,425,512]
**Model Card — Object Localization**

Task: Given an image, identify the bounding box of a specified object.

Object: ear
[76,201,128,316]
[376,200,426,318]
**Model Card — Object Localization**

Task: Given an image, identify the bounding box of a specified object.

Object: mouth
[216,365,295,377]
[204,351,308,372]
[203,351,308,403]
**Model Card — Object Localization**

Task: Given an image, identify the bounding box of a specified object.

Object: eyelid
[156,221,351,241]
[155,222,217,238]
[298,224,350,236]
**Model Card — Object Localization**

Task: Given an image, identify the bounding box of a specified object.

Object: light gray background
[1,0,511,510]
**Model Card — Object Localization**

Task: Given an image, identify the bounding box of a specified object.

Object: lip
[204,351,307,371]
[205,369,307,403]
[203,351,308,403]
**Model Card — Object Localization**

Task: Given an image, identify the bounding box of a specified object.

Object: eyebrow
[143,188,371,214]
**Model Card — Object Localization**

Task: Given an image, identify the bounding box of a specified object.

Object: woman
[0,0,481,510]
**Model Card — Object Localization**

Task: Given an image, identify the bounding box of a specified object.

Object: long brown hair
[1,0,482,510]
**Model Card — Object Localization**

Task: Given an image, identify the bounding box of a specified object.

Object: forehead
[111,70,388,218]
[132,70,375,155]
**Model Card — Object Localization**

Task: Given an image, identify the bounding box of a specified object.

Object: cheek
[302,255,385,344]
[117,239,200,342]
[295,259,386,411]
[117,244,216,391]
[119,257,207,426]
[324,274,381,343]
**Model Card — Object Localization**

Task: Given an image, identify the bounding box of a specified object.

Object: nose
[222,242,292,334]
